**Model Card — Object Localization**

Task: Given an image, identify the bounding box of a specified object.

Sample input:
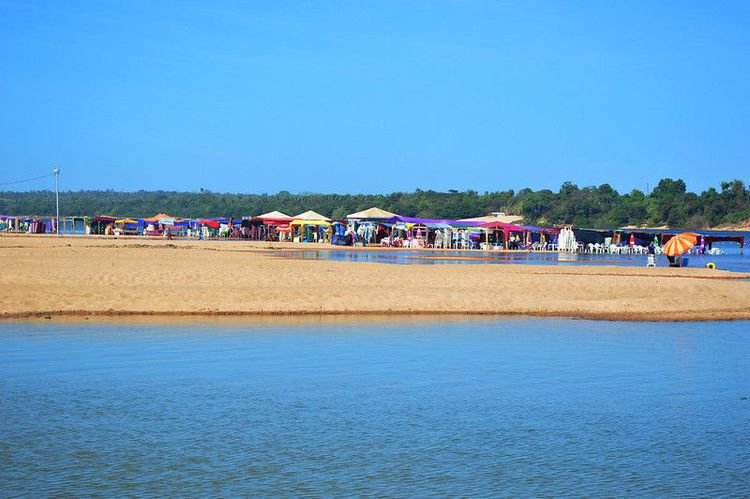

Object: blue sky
[1,0,748,194]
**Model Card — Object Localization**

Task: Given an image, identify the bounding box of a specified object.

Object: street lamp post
[53,167,60,235]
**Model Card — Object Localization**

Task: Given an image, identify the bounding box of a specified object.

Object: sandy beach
[2,234,750,321]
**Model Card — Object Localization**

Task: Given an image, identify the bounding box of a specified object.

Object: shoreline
[2,234,750,323]
[4,309,750,323]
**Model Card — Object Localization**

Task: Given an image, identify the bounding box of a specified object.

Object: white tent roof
[346,207,399,219]
[459,214,524,224]
[293,210,331,221]
[257,210,292,219]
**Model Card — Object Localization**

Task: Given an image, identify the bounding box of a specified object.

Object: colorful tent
[385,216,475,226]
[478,221,528,246]
[460,214,524,224]
[256,210,293,221]
[291,212,331,242]
[199,220,221,229]
[91,215,117,223]
[293,210,331,222]
[290,219,331,226]
[479,221,526,232]
[346,207,399,220]
[252,211,294,237]
[144,213,174,223]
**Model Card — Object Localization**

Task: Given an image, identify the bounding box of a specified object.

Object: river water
[1,318,749,496]
[269,248,750,272]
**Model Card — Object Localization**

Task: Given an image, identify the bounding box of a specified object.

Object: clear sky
[1,0,748,194]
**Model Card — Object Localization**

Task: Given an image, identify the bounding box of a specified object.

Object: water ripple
[1,319,749,496]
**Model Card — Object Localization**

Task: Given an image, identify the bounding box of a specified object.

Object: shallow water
[1,319,749,496]
[270,248,750,272]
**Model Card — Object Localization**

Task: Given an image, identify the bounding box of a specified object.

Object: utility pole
[53,167,60,235]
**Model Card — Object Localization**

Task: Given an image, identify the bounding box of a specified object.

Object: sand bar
[2,234,750,322]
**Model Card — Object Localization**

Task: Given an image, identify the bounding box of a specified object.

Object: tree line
[1,178,748,229]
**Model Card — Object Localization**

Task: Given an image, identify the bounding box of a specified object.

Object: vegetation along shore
[3,178,750,229]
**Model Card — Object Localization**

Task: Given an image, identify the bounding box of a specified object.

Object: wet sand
[2,234,750,321]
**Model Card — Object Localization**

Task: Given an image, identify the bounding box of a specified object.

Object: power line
[0,172,55,187]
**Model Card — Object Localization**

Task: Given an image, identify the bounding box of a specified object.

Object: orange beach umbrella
[663,232,698,257]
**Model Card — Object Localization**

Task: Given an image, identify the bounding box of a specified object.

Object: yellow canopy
[290,219,331,227]
[115,218,138,224]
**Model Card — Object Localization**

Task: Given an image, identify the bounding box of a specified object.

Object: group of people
[506,234,524,250]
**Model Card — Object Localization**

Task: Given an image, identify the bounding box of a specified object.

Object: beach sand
[2,234,750,321]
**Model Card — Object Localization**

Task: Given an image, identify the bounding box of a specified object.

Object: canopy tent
[702,234,745,253]
[293,210,331,222]
[247,211,294,240]
[574,228,615,245]
[410,222,453,230]
[256,210,293,221]
[199,220,221,229]
[91,215,117,223]
[240,218,264,227]
[407,222,454,247]
[385,216,475,227]
[143,213,174,223]
[479,221,525,232]
[460,214,524,225]
[174,219,196,228]
[378,216,491,249]
[290,219,331,227]
[113,218,140,235]
[255,211,294,226]
[346,207,399,220]
[478,221,545,248]
[89,215,117,235]
[291,213,331,243]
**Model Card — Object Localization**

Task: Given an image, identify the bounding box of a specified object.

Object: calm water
[270,248,750,272]
[1,319,749,496]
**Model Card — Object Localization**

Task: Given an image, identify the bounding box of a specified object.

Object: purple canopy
[385,216,476,226]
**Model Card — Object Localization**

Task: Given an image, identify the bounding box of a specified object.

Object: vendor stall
[251,211,295,241]
[291,210,332,243]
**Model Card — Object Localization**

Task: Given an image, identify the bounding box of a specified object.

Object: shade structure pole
[53,167,60,235]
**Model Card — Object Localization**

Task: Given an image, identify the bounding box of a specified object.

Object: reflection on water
[1,319,749,496]
[269,248,750,272]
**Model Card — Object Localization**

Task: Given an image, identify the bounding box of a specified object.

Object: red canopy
[257,216,293,226]
[91,215,117,223]
[199,220,220,229]
[255,216,292,232]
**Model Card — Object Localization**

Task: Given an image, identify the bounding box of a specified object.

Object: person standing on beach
[647,242,656,267]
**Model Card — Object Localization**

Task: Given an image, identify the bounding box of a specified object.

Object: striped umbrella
[663,232,698,257]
